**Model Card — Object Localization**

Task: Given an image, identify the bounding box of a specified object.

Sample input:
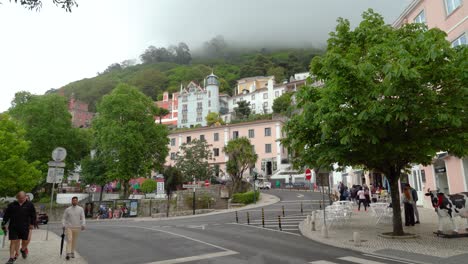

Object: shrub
[184,192,214,209]
[232,191,260,204]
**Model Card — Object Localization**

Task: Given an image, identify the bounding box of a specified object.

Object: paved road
[51,190,414,264]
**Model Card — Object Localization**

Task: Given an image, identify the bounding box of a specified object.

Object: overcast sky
[0,0,410,112]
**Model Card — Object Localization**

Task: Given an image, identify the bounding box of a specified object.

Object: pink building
[166,119,287,180]
[68,96,94,128]
[393,0,467,47]
[393,0,467,207]
[155,91,179,126]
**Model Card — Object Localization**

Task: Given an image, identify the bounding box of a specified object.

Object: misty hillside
[59,40,323,111]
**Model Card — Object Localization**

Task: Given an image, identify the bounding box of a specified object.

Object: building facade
[68,96,94,128]
[166,119,287,180]
[393,0,467,47]
[393,0,468,202]
[155,91,179,126]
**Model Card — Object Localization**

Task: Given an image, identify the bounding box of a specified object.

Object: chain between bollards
[278,215,282,231]
[282,205,285,217]
[235,211,238,223]
[247,212,250,225]
[262,208,265,228]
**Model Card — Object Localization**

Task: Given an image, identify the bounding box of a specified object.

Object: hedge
[232,191,260,204]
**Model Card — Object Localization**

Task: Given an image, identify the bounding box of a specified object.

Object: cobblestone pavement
[300,204,468,263]
[0,229,87,264]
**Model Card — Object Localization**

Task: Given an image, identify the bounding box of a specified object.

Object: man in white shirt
[62,197,85,260]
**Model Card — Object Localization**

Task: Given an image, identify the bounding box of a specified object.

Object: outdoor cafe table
[369,202,391,224]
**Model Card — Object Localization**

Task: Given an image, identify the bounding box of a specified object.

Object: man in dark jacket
[407,184,420,224]
[1,191,36,264]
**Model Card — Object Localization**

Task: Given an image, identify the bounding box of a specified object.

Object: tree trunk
[166,193,171,217]
[123,181,129,198]
[388,167,404,236]
[99,184,104,204]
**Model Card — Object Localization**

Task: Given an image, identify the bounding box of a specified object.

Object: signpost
[46,147,67,241]
[183,180,200,215]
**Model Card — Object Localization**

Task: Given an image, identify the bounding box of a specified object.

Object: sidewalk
[0,229,87,264]
[300,206,468,264]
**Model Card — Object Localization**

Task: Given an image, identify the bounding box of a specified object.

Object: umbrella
[60,228,65,256]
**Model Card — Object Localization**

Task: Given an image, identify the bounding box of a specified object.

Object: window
[186,136,191,143]
[208,100,211,107]
[445,0,462,15]
[182,104,188,112]
[275,91,279,97]
[170,152,176,160]
[213,148,219,157]
[413,10,426,24]
[251,94,255,100]
[263,101,268,108]
[265,144,272,153]
[233,131,239,139]
[197,93,203,100]
[248,129,255,138]
[264,127,271,136]
[208,91,211,98]
[170,138,176,146]
[214,132,219,141]
[214,164,220,177]
[452,33,467,47]
[233,99,237,104]
[263,93,268,99]
[197,102,203,111]
[251,103,256,110]
[182,96,187,102]
[200,135,205,141]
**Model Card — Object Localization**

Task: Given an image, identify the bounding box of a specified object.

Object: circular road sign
[52,147,67,162]
[305,168,312,181]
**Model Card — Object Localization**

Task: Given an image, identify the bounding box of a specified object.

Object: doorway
[266,161,272,176]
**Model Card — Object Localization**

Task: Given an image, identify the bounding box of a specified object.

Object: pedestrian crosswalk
[309,255,411,264]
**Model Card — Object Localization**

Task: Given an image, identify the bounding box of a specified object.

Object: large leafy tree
[284,10,467,236]
[92,84,169,196]
[175,139,214,182]
[224,137,258,194]
[205,112,224,127]
[80,151,108,203]
[272,92,293,116]
[0,114,42,197]
[9,92,90,176]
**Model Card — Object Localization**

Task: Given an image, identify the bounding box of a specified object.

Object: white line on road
[227,223,301,236]
[309,261,337,264]
[297,194,304,198]
[362,254,421,264]
[145,250,238,264]
[339,256,386,264]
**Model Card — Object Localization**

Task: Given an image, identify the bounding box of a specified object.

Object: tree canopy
[175,139,214,182]
[283,10,468,236]
[0,114,42,197]
[224,137,258,194]
[92,84,169,196]
[9,0,78,11]
[233,100,251,120]
[205,112,224,127]
[272,92,293,116]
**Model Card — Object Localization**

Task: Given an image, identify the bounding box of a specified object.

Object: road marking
[145,250,238,264]
[297,194,304,198]
[186,225,206,230]
[339,256,386,264]
[309,261,337,264]
[362,254,421,264]
[281,228,299,231]
[227,223,301,236]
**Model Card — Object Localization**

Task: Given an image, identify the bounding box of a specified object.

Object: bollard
[235,211,239,223]
[319,200,322,209]
[282,205,285,217]
[311,211,316,231]
[301,202,303,215]
[278,215,282,231]
[247,212,250,225]
[262,208,265,228]
[353,231,361,246]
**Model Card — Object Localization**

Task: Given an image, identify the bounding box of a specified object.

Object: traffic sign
[305,168,312,181]
[47,168,64,183]
[47,161,66,168]
[52,147,67,162]
[157,181,165,194]
[182,184,199,189]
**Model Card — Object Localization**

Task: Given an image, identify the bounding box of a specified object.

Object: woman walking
[402,186,415,226]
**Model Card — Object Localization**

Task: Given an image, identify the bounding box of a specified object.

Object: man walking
[62,196,85,260]
[1,191,37,264]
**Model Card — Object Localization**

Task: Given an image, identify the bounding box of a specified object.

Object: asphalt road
[51,190,413,264]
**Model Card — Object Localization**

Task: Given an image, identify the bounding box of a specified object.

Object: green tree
[234,100,251,120]
[81,151,109,204]
[0,114,42,197]
[205,112,224,126]
[175,139,214,182]
[8,0,77,11]
[223,137,258,194]
[267,66,286,83]
[156,108,170,124]
[272,92,293,116]
[285,10,468,236]
[92,84,169,197]
[130,69,168,100]
[9,92,90,176]
[163,166,184,217]
[141,179,157,194]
